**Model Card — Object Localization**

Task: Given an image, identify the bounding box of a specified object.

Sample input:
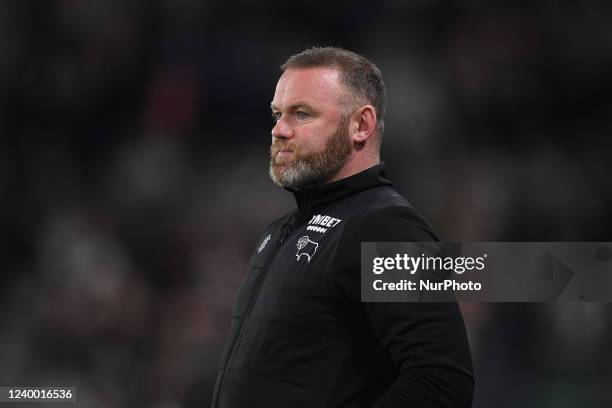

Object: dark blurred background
[1,0,611,407]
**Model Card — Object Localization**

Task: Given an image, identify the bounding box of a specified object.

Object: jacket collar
[290,163,392,212]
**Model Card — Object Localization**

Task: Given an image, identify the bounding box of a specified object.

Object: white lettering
[373,257,385,274]
[309,215,323,224]
[419,280,482,291]
[309,214,343,228]
[373,280,416,291]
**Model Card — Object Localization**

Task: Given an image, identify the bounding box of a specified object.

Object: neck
[328,151,380,183]
[290,162,391,212]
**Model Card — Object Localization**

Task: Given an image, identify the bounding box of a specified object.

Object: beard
[269,115,352,190]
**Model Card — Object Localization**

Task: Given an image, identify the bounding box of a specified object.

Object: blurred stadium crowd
[0,1,611,407]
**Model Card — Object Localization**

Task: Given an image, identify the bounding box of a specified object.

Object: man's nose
[271,116,294,139]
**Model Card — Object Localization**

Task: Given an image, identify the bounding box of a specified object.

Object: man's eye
[296,111,309,120]
[271,112,281,122]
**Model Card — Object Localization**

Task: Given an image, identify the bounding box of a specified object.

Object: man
[212,47,474,408]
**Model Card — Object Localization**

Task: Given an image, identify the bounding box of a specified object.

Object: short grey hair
[281,46,386,136]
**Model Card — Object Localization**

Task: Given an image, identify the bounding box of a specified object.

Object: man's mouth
[272,147,295,165]
[276,150,294,158]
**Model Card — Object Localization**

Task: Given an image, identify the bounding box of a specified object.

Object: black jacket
[212,164,474,408]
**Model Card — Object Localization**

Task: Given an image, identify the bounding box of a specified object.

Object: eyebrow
[270,102,313,111]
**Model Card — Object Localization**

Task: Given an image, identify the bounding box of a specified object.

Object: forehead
[272,67,345,109]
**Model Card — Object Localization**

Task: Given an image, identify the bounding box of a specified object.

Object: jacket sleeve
[332,206,474,408]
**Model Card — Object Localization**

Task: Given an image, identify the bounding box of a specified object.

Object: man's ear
[350,105,377,143]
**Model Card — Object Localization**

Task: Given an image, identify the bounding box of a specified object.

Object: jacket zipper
[213,213,297,407]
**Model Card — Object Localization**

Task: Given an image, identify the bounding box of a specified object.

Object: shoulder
[330,192,440,301]
[343,193,439,243]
